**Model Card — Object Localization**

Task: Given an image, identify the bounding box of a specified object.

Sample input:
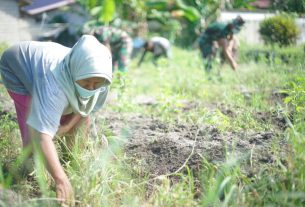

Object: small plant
[284,71,305,132]
[259,14,300,47]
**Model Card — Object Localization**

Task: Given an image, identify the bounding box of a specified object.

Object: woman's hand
[29,127,75,206]
[56,125,70,136]
[56,125,69,136]
[55,175,75,207]
[56,114,82,136]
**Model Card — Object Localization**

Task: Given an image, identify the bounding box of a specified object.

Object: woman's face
[76,77,106,90]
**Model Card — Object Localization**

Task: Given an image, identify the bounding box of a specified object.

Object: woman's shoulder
[29,41,70,55]
[28,41,70,70]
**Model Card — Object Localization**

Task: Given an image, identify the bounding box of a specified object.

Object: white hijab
[52,35,112,116]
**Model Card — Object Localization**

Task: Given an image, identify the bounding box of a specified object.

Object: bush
[259,14,300,46]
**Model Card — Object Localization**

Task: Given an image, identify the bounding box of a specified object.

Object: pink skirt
[7,91,89,147]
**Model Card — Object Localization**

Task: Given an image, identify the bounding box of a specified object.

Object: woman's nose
[86,83,95,90]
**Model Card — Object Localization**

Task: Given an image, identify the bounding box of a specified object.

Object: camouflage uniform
[93,26,133,72]
[199,22,230,72]
[199,16,244,72]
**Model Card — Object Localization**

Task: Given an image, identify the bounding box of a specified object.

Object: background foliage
[76,0,257,46]
[272,0,305,15]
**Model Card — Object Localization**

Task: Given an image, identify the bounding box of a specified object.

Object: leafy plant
[77,0,116,24]
[284,73,305,131]
[259,14,300,46]
[145,0,201,45]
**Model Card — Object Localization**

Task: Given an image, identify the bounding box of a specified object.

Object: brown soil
[100,108,289,178]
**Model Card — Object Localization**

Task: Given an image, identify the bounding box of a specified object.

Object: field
[0,44,305,207]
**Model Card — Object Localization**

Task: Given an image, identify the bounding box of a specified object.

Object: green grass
[1,43,305,206]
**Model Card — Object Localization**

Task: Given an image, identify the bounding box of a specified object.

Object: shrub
[259,14,300,47]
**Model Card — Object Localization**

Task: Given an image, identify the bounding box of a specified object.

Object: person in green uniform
[199,16,245,72]
[89,26,133,72]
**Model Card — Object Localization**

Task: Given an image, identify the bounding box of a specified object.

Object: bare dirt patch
[100,110,289,178]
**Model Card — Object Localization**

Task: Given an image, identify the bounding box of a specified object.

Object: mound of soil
[101,111,289,178]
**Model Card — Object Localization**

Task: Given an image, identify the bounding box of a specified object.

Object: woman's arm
[57,113,90,150]
[29,126,74,206]
[57,113,82,136]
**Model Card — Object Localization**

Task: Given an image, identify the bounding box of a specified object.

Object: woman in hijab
[0,35,112,206]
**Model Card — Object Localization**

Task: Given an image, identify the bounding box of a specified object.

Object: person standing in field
[89,26,133,72]
[199,16,245,72]
[0,35,112,206]
[137,36,172,67]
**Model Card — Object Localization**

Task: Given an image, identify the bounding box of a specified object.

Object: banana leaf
[145,0,168,10]
[174,0,200,22]
[100,0,116,23]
